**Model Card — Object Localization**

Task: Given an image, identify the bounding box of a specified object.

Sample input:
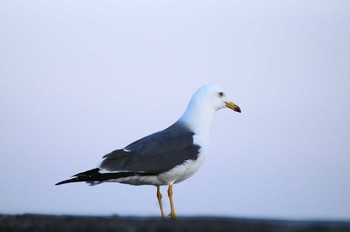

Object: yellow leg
[168,185,177,219]
[157,186,166,220]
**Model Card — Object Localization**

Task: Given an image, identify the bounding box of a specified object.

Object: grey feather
[100,122,200,173]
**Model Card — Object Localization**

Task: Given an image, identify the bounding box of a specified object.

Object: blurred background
[1,0,349,220]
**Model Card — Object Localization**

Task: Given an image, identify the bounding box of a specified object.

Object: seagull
[56,84,241,219]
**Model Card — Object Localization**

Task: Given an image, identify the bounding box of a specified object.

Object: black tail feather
[55,168,157,185]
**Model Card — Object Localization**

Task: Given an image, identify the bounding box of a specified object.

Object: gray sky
[1,0,349,220]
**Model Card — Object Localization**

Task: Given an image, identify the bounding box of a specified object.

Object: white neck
[177,97,216,136]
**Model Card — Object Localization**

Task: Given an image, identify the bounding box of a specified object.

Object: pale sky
[1,0,350,220]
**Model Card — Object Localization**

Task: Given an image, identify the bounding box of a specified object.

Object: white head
[179,84,241,134]
[189,84,241,112]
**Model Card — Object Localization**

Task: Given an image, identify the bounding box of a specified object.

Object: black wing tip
[55,168,101,186]
[55,168,159,186]
[55,181,65,186]
[55,181,67,186]
[55,178,77,186]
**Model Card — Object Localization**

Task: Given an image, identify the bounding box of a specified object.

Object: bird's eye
[218,92,224,97]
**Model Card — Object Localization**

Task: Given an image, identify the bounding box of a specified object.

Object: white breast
[157,153,205,185]
[157,134,208,185]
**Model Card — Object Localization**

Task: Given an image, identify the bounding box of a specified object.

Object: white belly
[157,153,205,185]
[157,134,208,185]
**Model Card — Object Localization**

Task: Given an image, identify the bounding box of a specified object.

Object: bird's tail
[55,168,157,186]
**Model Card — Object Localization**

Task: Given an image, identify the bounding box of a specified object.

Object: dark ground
[1,214,350,232]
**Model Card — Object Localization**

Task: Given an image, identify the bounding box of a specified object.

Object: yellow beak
[225,101,241,113]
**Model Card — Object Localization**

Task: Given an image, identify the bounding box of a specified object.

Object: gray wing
[99,123,200,173]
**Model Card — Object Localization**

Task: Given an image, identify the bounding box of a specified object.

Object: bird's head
[192,84,241,113]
